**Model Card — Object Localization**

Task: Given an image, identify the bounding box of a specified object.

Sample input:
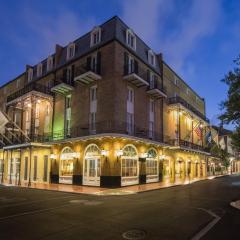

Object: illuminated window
[90,27,101,46]
[60,147,74,177]
[146,149,158,177]
[126,29,136,50]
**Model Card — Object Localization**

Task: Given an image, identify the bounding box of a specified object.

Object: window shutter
[124,52,129,75]
[154,75,158,88]
[63,69,67,81]
[147,70,150,82]
[71,65,75,83]
[86,56,92,71]
[134,60,138,74]
[97,52,101,74]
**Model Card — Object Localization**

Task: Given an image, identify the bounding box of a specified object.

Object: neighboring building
[213,126,240,174]
[0,16,232,188]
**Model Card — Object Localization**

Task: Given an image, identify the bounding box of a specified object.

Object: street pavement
[0,175,240,240]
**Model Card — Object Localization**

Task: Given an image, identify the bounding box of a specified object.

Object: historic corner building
[0,16,235,188]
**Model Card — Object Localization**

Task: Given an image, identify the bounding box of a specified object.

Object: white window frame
[16,79,21,88]
[90,27,101,47]
[126,29,136,51]
[47,56,53,72]
[148,50,156,67]
[174,75,178,86]
[27,68,33,82]
[37,63,42,77]
[67,43,75,60]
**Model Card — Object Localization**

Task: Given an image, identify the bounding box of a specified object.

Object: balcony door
[83,144,101,186]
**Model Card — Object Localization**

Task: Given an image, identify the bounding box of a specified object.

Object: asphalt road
[0,175,240,240]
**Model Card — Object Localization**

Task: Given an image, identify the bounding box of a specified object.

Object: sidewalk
[0,175,227,196]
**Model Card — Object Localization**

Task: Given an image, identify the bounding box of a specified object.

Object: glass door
[83,158,100,186]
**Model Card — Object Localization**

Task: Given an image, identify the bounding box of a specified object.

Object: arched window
[121,145,139,186]
[83,144,101,186]
[146,148,158,183]
[60,147,74,180]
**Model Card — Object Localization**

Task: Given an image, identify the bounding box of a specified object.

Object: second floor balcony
[7,82,53,103]
[168,96,209,123]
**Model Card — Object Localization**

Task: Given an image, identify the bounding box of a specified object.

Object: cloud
[121,0,222,76]
[13,7,96,65]
[162,0,222,73]
[121,0,172,49]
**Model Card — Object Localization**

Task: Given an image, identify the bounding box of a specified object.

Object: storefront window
[146,149,158,176]
[60,147,74,177]
[121,145,139,186]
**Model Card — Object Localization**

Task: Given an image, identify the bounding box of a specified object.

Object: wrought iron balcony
[51,77,74,95]
[74,63,101,85]
[179,139,210,152]
[7,82,52,103]
[168,96,209,122]
[123,65,149,87]
[147,80,167,98]
[36,121,164,143]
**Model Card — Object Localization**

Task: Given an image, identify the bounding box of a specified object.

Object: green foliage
[210,143,230,167]
[220,56,240,151]
[220,56,240,125]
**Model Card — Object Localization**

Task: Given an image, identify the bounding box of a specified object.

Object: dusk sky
[0,0,240,129]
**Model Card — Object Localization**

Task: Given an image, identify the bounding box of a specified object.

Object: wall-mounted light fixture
[159,155,166,160]
[140,152,147,159]
[101,150,109,162]
[116,149,123,162]
[50,154,57,160]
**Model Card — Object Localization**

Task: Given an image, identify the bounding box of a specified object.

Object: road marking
[0,195,74,209]
[191,208,221,240]
[0,204,70,221]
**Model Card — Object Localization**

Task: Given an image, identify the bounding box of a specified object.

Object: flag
[205,130,212,144]
[194,123,202,138]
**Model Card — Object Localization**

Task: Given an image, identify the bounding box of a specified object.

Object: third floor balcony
[123,64,149,88]
[74,63,102,85]
[168,96,209,123]
[147,79,167,99]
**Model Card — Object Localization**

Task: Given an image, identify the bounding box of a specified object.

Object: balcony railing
[74,63,101,85]
[123,64,149,87]
[147,80,167,98]
[7,82,52,103]
[51,76,74,95]
[168,96,209,122]
[179,139,209,152]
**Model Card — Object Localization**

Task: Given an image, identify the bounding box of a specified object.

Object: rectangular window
[90,27,101,46]
[126,29,136,50]
[65,95,72,136]
[28,69,33,82]
[90,112,96,131]
[90,86,97,101]
[127,112,134,134]
[43,156,48,182]
[37,64,42,77]
[149,99,154,138]
[24,157,28,180]
[127,88,134,103]
[16,79,21,88]
[33,156,37,181]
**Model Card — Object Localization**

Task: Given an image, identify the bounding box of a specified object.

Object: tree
[220,56,240,151]
[210,142,230,168]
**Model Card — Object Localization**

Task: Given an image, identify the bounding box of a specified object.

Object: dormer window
[174,75,178,85]
[47,56,53,72]
[67,43,75,60]
[37,63,42,77]
[126,29,136,50]
[27,68,33,82]
[90,27,101,46]
[148,50,155,66]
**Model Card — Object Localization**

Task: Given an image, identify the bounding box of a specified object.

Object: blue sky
[0,0,240,129]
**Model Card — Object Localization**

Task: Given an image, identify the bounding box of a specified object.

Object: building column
[170,159,175,183]
[9,150,13,184]
[28,147,32,187]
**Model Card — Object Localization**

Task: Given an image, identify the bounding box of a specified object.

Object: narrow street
[0,175,239,240]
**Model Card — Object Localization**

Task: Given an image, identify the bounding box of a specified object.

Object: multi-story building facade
[0,16,219,188]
